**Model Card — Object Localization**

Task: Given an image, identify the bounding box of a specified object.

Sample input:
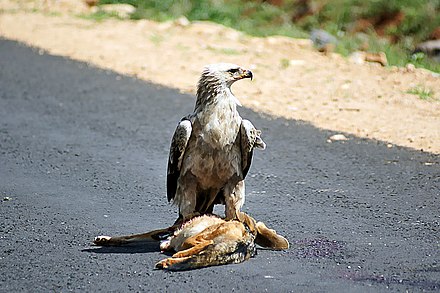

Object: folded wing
[240,119,266,179]
[167,118,192,202]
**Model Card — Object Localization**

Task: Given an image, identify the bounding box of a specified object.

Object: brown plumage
[167,63,265,222]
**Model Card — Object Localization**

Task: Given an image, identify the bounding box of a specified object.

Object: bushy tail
[164,234,256,271]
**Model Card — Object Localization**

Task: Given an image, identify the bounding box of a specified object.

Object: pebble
[289,59,306,66]
[329,134,348,141]
[405,63,416,72]
[175,16,190,27]
[100,4,136,18]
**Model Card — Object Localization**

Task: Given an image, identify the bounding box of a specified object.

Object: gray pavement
[0,39,439,292]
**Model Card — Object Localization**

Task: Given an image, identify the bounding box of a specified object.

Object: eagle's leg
[224,180,245,221]
[176,177,199,222]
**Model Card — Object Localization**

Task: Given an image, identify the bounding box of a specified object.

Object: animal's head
[199,63,253,89]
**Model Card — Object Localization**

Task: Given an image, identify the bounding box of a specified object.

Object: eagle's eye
[227,68,240,74]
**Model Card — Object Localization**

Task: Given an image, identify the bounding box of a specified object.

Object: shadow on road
[82,243,160,254]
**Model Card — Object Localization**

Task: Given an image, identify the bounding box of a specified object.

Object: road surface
[1,39,439,292]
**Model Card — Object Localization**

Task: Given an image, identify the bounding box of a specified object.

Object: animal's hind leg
[172,239,214,258]
[176,221,246,258]
[173,222,232,257]
[157,235,216,269]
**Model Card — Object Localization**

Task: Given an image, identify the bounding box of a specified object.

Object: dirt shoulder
[1,2,439,153]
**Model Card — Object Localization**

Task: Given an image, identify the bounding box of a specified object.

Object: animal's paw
[155,257,189,270]
[94,235,111,246]
[155,258,170,269]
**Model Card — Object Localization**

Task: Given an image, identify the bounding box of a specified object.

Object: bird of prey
[167,63,265,223]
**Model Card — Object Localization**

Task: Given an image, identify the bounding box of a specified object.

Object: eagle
[167,63,265,223]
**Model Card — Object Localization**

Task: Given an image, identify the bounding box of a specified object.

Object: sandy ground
[1,1,439,153]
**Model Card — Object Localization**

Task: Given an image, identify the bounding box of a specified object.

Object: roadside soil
[1,0,439,153]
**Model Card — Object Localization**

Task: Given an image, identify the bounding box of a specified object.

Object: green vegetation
[280,58,290,69]
[149,33,165,45]
[80,10,122,21]
[407,85,435,100]
[206,46,242,55]
[96,0,440,73]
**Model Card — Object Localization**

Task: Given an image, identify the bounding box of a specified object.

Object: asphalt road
[1,39,439,292]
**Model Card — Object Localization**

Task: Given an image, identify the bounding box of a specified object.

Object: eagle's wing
[240,119,266,178]
[167,117,192,202]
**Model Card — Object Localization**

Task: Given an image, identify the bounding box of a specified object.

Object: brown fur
[94,212,288,270]
[156,215,256,270]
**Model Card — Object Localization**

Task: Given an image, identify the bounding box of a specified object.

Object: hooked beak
[240,69,253,81]
[234,68,253,81]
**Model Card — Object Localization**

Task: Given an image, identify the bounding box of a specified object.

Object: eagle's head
[200,63,253,88]
[196,63,252,108]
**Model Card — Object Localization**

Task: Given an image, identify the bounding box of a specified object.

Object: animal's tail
[94,226,175,246]
[157,234,256,271]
